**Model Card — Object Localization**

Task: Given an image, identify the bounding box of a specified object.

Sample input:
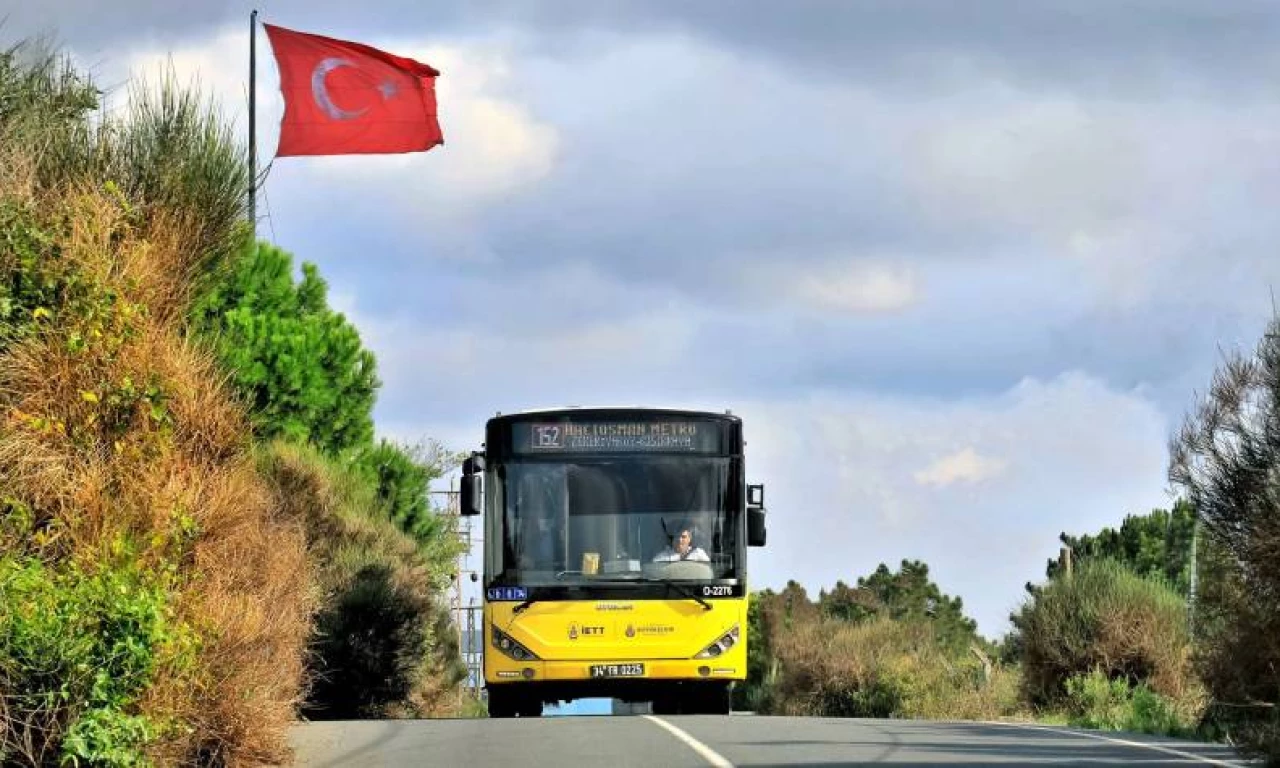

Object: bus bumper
[485,677,736,707]
[488,657,743,685]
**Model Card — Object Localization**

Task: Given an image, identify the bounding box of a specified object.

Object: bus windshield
[495,457,737,585]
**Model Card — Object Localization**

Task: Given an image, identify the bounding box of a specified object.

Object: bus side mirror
[460,454,484,517]
[747,484,766,547]
[748,508,767,547]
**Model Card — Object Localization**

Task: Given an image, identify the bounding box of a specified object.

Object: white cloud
[914,447,1008,488]
[903,88,1280,310]
[734,256,920,315]
[789,261,920,314]
[907,93,1146,236]
[288,41,559,208]
[338,269,704,419]
[728,372,1170,636]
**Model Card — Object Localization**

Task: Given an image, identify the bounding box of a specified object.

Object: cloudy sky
[10,1,1280,638]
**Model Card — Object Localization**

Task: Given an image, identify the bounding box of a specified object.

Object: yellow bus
[460,407,767,717]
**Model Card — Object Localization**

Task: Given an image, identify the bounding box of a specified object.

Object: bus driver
[652,527,710,563]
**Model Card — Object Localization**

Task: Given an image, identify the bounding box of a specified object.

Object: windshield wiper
[512,598,539,614]
[549,572,713,611]
[636,576,712,611]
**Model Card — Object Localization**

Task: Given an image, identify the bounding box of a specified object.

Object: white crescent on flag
[311,57,368,121]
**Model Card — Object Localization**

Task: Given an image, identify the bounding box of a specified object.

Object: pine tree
[191,240,379,455]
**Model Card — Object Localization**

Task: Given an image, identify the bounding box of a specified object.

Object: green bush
[305,564,430,719]
[1015,559,1194,708]
[732,595,774,712]
[1064,669,1189,737]
[1187,536,1280,762]
[1169,311,1280,763]
[817,674,903,719]
[348,438,460,547]
[819,561,981,654]
[258,442,467,719]
[0,200,62,346]
[898,655,1023,722]
[0,554,190,766]
[3,41,317,766]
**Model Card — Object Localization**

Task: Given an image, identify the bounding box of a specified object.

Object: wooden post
[1059,546,1073,578]
[970,645,993,683]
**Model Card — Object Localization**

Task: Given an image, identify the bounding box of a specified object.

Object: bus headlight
[694,625,740,659]
[491,626,540,661]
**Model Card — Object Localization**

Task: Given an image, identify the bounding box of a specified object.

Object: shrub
[347,438,461,546]
[258,441,466,720]
[0,192,314,765]
[1169,311,1280,764]
[0,554,190,766]
[1015,559,1195,708]
[1187,534,1280,760]
[769,617,1022,721]
[307,565,432,719]
[1063,669,1191,737]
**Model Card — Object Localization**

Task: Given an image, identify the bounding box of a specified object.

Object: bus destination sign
[515,421,720,453]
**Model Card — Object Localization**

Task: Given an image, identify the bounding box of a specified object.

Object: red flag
[264,23,443,157]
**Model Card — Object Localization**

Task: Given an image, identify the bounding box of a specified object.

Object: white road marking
[983,720,1248,767]
[643,715,735,768]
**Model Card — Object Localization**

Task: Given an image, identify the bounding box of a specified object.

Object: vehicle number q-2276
[701,585,733,596]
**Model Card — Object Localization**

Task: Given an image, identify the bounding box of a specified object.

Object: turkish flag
[264,23,443,157]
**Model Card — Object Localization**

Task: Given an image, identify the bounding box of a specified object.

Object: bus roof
[485,407,744,456]
[488,406,740,422]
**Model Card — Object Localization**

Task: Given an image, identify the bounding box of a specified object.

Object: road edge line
[980,720,1247,767]
[643,715,735,768]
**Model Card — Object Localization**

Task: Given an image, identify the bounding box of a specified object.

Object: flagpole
[249,9,258,238]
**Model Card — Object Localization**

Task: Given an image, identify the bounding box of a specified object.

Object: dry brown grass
[769,617,1023,721]
[154,469,312,766]
[1,50,325,764]
[1,185,315,765]
[0,146,36,210]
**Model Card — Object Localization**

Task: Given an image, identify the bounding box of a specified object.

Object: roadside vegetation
[738,535,1210,745]
[0,42,474,766]
[737,313,1280,765]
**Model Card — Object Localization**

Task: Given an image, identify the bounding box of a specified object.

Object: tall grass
[0,43,98,201]
[769,617,1022,721]
[2,44,248,326]
[1,42,312,765]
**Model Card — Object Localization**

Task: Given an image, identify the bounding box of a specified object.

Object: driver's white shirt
[652,546,710,563]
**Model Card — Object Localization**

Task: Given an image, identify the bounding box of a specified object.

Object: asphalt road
[289,714,1251,767]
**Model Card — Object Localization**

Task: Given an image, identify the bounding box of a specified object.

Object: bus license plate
[589,663,644,678]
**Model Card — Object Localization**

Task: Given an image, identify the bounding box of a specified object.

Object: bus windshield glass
[495,457,736,585]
